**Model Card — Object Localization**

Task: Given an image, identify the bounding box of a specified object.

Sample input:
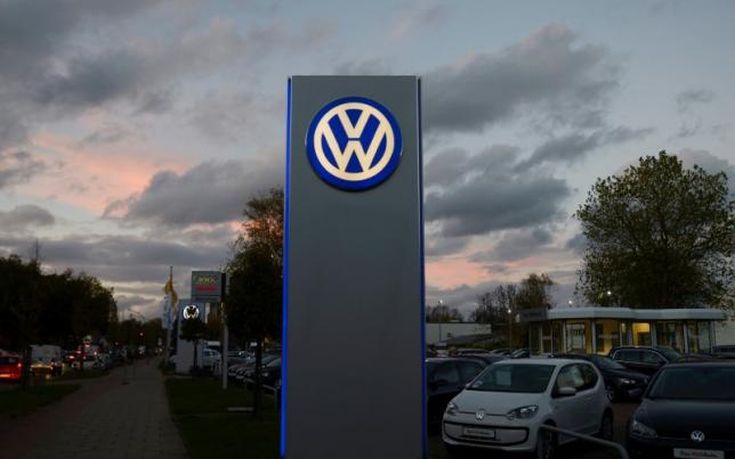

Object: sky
[1,0,734,320]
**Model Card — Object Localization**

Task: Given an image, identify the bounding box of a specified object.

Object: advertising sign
[282,76,424,458]
[190,271,224,302]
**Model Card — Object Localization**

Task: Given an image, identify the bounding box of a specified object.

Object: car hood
[636,399,735,441]
[452,390,545,415]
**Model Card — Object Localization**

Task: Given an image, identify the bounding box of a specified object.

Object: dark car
[627,361,735,459]
[609,346,682,376]
[553,353,649,401]
[509,348,530,359]
[426,358,485,430]
[457,352,506,366]
[260,357,281,388]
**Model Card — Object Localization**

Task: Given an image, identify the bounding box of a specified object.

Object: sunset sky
[1,0,734,320]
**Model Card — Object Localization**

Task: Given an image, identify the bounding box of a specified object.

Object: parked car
[626,361,735,459]
[443,358,613,458]
[459,353,507,366]
[553,353,649,401]
[261,358,282,388]
[426,358,486,430]
[0,354,22,382]
[609,346,682,376]
[489,348,512,356]
[202,348,221,369]
[509,348,530,359]
[234,354,279,381]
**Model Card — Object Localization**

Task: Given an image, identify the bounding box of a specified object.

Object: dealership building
[518,307,729,355]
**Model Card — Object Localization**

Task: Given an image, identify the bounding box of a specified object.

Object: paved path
[0,361,187,459]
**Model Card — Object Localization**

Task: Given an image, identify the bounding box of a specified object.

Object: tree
[515,273,555,310]
[226,188,283,416]
[576,151,735,309]
[425,303,463,322]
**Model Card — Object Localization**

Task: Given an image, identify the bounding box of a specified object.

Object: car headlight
[630,419,657,438]
[263,371,270,377]
[445,401,459,416]
[616,377,636,385]
[506,405,538,420]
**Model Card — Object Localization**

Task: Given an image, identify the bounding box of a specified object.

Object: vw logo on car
[305,96,402,191]
[690,430,705,443]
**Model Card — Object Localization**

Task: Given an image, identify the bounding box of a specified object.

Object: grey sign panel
[283,76,424,458]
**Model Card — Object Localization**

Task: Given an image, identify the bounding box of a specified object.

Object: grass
[165,378,278,459]
[0,384,80,418]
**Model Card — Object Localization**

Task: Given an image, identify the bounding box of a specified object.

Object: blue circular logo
[306,97,403,191]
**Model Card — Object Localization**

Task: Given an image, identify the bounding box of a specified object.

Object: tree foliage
[0,255,118,350]
[425,303,463,322]
[226,188,284,342]
[576,151,735,308]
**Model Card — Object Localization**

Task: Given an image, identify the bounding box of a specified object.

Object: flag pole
[164,266,173,368]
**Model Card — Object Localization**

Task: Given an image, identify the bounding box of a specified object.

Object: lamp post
[507,308,513,348]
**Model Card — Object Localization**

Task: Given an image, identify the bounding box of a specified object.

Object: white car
[443,358,612,458]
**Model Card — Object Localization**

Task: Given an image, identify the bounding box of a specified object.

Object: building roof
[519,307,727,323]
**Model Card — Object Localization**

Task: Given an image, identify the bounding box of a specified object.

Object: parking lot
[429,402,637,459]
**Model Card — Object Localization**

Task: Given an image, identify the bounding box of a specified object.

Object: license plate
[463,426,495,439]
[674,448,724,459]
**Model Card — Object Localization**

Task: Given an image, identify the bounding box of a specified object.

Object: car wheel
[597,411,614,441]
[605,385,617,402]
[536,427,556,459]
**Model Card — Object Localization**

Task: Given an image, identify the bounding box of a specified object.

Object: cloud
[676,89,715,113]
[0,151,47,189]
[106,159,282,227]
[470,227,553,263]
[0,205,55,234]
[423,24,619,134]
[519,125,653,168]
[425,146,571,237]
[390,1,450,41]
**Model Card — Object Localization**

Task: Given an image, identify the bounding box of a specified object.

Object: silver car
[443,358,613,458]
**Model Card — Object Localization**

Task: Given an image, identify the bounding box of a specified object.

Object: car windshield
[467,364,555,393]
[655,347,682,361]
[591,355,626,370]
[648,366,735,401]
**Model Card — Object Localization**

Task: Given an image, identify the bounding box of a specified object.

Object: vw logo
[690,430,705,443]
[183,304,200,320]
[306,96,402,191]
[475,409,486,421]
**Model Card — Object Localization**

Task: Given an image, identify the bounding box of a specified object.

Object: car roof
[665,361,735,368]
[492,358,583,367]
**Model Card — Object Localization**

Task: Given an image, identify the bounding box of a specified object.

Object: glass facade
[524,315,717,355]
[655,322,685,352]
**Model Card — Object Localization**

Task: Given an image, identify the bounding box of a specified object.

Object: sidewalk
[0,360,187,459]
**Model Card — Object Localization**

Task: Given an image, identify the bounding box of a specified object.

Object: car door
[427,362,463,425]
[576,363,603,434]
[550,364,587,435]
[613,349,645,373]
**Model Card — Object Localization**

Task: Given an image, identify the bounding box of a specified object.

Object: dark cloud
[425,146,571,237]
[676,89,715,113]
[0,205,55,234]
[565,233,588,255]
[0,151,46,188]
[423,24,619,134]
[519,125,653,168]
[425,235,469,257]
[106,159,282,227]
[470,228,554,263]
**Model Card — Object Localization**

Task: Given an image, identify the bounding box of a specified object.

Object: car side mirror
[557,386,577,397]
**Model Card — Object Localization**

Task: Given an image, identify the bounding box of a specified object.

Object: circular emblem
[690,430,705,443]
[306,96,402,191]
[475,409,486,421]
[183,304,200,320]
